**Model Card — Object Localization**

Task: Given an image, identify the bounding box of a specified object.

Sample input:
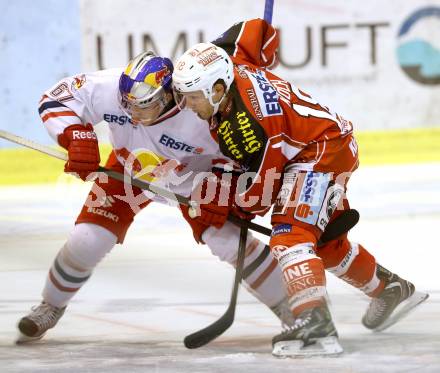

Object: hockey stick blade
[183,304,235,349]
[184,226,248,349]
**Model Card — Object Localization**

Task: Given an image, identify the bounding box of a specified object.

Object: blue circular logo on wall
[397,7,440,85]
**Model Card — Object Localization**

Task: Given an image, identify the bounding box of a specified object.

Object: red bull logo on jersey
[71,74,86,90]
[247,70,282,117]
[115,147,182,183]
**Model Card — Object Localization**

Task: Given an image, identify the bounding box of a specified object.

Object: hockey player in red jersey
[172,18,429,357]
[16,50,298,343]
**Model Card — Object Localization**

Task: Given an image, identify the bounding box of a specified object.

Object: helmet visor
[119,75,169,125]
[120,92,166,126]
[172,88,211,112]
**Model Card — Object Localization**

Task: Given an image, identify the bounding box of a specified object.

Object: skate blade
[272,336,343,358]
[374,291,429,332]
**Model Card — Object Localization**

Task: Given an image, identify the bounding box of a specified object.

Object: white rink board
[0,163,440,372]
[80,0,440,130]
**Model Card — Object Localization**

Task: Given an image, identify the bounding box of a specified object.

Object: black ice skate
[362,264,429,332]
[16,302,66,344]
[272,304,343,357]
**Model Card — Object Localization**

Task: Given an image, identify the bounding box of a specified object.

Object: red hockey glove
[57,124,100,181]
[230,205,256,221]
[227,19,279,69]
[189,201,230,228]
[189,173,236,228]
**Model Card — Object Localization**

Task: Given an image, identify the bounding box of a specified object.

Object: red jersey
[211,65,359,214]
[210,19,359,214]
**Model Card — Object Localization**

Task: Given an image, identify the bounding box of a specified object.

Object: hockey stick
[0,129,269,235]
[263,0,274,23]
[0,129,358,242]
[184,225,248,349]
[0,129,190,203]
[1,129,359,347]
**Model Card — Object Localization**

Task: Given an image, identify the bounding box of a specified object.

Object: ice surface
[1,164,439,372]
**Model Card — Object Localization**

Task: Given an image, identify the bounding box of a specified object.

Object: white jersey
[39,68,235,203]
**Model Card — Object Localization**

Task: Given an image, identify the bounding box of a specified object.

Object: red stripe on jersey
[41,111,78,123]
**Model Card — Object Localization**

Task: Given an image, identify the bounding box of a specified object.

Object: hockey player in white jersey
[16,52,296,343]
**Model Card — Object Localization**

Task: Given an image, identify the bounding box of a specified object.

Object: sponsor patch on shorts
[271,224,293,236]
[294,172,331,225]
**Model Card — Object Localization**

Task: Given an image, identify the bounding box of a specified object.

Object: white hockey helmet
[172,42,234,115]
